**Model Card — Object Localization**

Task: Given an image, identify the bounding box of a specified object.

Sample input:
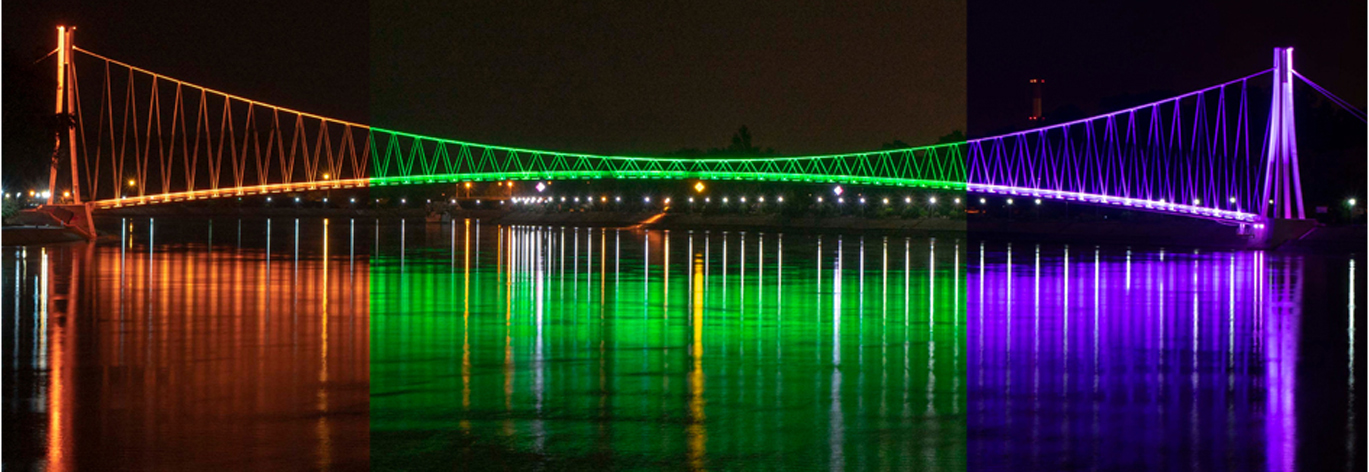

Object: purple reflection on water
[967,242,1357,471]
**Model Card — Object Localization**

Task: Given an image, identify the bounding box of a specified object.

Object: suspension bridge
[27,26,1364,240]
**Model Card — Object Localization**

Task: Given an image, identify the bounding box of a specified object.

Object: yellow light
[127,180,136,187]
[694,182,705,193]
[464,182,472,188]
[322,173,330,180]
[63,191,71,198]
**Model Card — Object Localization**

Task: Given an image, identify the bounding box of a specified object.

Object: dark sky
[968,0,1366,135]
[4,1,1363,158]
[5,0,965,157]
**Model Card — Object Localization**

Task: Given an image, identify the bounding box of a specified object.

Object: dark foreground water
[2,217,1363,471]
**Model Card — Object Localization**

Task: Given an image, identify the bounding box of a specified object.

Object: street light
[695,182,705,193]
[1349,198,1358,207]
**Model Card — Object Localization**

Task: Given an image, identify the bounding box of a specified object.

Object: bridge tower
[35,25,95,240]
[1260,47,1306,220]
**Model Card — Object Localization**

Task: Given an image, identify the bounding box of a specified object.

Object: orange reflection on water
[10,219,370,470]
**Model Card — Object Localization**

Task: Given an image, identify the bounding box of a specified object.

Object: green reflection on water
[372,222,965,470]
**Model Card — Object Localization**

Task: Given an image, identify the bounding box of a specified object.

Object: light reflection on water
[3,218,370,470]
[370,222,967,470]
[968,242,1364,471]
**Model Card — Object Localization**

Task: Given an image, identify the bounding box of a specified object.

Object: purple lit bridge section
[965,48,1358,226]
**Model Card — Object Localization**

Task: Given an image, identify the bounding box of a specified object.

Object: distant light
[536,182,546,192]
[688,197,694,203]
[560,196,566,202]
[644,196,651,203]
[882,198,889,205]
[574,196,580,202]
[953,198,961,204]
[464,182,472,188]
[1192,198,1200,205]
[323,198,328,203]
[929,197,937,204]
[1229,197,1238,204]
[63,191,70,198]
[723,197,729,203]
[758,196,765,203]
[322,173,330,180]
[859,197,866,204]
[705,197,711,203]
[979,198,986,204]
[905,197,912,203]
[451,199,456,204]
[740,197,747,203]
[427,199,432,203]
[1034,198,1041,205]
[1006,198,1014,205]
[838,197,845,204]
[833,186,844,196]
[350,198,356,203]
[266,197,273,202]
[817,196,824,203]
[601,196,608,202]
[476,200,481,204]
[400,198,406,204]
[777,196,784,202]
[1349,198,1358,207]
[695,182,705,193]
[295,197,301,203]
[615,196,621,202]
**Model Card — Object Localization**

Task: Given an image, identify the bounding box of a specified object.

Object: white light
[295,197,301,202]
[536,182,546,192]
[1349,198,1358,207]
[723,197,729,203]
[689,197,694,203]
[838,197,845,204]
[350,198,356,203]
[929,197,937,204]
[266,197,273,202]
[740,197,747,203]
[705,197,711,203]
[574,197,580,202]
[476,200,481,204]
[451,199,456,204]
[323,198,328,203]
[953,198,961,204]
[560,196,566,202]
[758,196,765,203]
[1192,198,1200,205]
[859,197,866,204]
[1034,198,1041,205]
[777,196,784,202]
[401,198,406,204]
[615,196,621,202]
[905,197,912,203]
[1006,198,1014,205]
[644,197,651,203]
[817,196,824,203]
[979,198,986,204]
[882,198,889,204]
[664,197,671,203]
[833,186,843,196]
[1229,197,1237,203]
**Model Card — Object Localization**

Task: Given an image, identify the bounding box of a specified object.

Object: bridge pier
[1251,218,1318,249]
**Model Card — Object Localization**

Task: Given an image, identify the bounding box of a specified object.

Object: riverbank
[85,206,1366,252]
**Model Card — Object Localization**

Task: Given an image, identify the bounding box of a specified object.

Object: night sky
[3,1,1364,163]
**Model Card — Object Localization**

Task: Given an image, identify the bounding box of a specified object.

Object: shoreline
[19,206,1357,253]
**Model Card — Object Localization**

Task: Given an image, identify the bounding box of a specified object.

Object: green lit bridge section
[368,128,968,190]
